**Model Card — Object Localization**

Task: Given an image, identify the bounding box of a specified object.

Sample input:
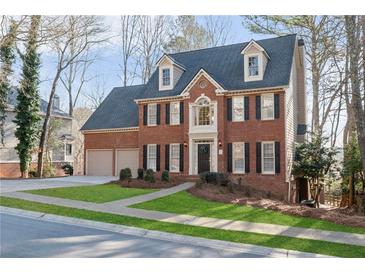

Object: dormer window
[162,68,171,86]
[248,56,259,76]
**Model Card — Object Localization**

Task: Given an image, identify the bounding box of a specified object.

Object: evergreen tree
[14,16,41,178]
[0,20,17,146]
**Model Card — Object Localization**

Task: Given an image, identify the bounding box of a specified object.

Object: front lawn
[24,184,156,203]
[131,191,365,234]
[1,196,364,257]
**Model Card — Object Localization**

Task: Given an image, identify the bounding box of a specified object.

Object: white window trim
[262,141,275,175]
[232,96,245,122]
[244,53,264,82]
[233,142,245,174]
[170,102,180,125]
[147,144,157,171]
[169,143,180,173]
[147,103,157,126]
[261,93,275,121]
[159,65,173,91]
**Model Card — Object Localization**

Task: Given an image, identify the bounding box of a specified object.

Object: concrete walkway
[2,188,364,247]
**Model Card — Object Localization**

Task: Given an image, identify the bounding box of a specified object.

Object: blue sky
[29,16,271,111]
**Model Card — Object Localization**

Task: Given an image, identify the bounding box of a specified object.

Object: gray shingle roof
[81,84,145,130]
[82,34,297,130]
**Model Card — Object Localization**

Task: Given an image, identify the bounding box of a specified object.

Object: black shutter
[227,98,232,121]
[256,96,261,120]
[156,104,161,125]
[143,105,148,125]
[256,142,262,173]
[274,94,280,119]
[143,145,147,169]
[244,96,249,120]
[156,144,160,171]
[165,103,170,124]
[275,142,280,174]
[179,144,184,172]
[165,144,170,171]
[245,142,250,173]
[227,143,232,172]
[180,101,184,124]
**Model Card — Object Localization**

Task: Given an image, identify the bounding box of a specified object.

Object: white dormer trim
[159,65,174,91]
[241,40,269,82]
[240,40,270,59]
[156,54,186,71]
[180,68,225,96]
[157,54,185,91]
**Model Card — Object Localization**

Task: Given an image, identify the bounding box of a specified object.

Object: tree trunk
[37,69,61,177]
[349,174,354,206]
[311,35,320,134]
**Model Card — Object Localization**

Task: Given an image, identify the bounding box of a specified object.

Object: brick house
[81,34,307,200]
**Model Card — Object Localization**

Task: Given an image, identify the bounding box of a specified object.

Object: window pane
[233,97,244,121]
[148,145,157,170]
[66,144,72,156]
[262,94,274,119]
[198,106,210,125]
[248,56,259,76]
[233,143,244,173]
[170,144,180,172]
[170,102,180,124]
[263,143,274,173]
[162,69,170,86]
[148,104,157,125]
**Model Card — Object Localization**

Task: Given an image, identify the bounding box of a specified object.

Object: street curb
[0,206,334,258]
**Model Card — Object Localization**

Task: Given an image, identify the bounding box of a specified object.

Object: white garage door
[86,150,113,176]
[116,149,139,178]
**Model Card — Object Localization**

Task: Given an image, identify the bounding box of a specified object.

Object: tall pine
[0,20,17,145]
[14,16,42,178]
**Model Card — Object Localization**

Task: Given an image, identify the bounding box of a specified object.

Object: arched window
[195,97,213,126]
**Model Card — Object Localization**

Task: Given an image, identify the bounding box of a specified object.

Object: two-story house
[81,34,307,200]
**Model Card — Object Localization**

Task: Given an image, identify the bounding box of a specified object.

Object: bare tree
[119,15,140,86]
[84,75,107,110]
[203,16,232,47]
[37,16,109,177]
[137,16,171,83]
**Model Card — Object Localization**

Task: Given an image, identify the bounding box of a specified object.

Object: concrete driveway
[0,176,117,194]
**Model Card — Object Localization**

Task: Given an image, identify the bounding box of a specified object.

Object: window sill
[146,124,157,127]
[261,172,276,175]
[233,171,245,175]
[260,118,275,121]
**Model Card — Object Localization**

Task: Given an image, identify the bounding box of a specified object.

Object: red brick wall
[0,162,65,178]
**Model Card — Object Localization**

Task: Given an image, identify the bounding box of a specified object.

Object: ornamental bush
[119,168,132,181]
[161,170,169,182]
[144,169,155,183]
[137,168,144,179]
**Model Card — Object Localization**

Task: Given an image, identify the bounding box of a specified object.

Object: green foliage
[161,170,169,182]
[61,163,73,175]
[43,162,55,177]
[13,16,42,176]
[137,168,144,180]
[119,168,132,181]
[144,168,155,183]
[343,134,362,178]
[199,172,229,186]
[0,20,18,146]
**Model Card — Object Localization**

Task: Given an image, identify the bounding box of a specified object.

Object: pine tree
[0,20,17,146]
[14,16,42,178]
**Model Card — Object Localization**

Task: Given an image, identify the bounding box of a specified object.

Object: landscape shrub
[161,170,169,182]
[119,168,132,181]
[61,163,73,175]
[43,162,56,178]
[137,168,144,179]
[144,169,155,183]
[199,172,230,186]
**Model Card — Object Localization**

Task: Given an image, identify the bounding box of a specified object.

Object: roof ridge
[169,34,297,56]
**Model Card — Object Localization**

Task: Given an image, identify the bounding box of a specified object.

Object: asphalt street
[0,213,264,258]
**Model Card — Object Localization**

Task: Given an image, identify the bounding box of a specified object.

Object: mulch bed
[188,184,365,228]
[111,179,182,189]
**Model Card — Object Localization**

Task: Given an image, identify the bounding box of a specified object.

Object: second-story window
[148,104,157,125]
[162,68,171,86]
[261,93,274,120]
[170,102,180,125]
[232,96,244,121]
[248,56,259,76]
[195,98,212,126]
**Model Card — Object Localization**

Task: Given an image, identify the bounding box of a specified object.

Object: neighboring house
[0,89,74,178]
[81,34,307,201]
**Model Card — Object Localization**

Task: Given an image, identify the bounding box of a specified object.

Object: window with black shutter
[179,144,184,172]
[156,104,161,125]
[165,144,170,171]
[274,94,280,119]
[143,145,147,169]
[227,98,232,121]
[256,96,261,120]
[180,102,184,123]
[275,142,280,173]
[245,143,250,173]
[156,144,160,171]
[244,96,249,120]
[165,103,170,124]
[227,143,232,172]
[143,105,148,125]
[256,142,262,173]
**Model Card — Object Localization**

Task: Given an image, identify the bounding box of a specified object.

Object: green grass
[131,191,365,234]
[24,184,156,203]
[1,196,364,257]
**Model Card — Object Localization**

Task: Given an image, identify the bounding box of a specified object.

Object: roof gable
[240,39,270,59]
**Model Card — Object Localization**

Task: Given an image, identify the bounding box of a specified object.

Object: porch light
[218,140,222,147]
[184,142,188,147]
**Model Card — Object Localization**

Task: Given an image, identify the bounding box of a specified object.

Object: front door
[198,144,210,173]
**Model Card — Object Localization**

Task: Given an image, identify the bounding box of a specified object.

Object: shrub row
[120,168,170,183]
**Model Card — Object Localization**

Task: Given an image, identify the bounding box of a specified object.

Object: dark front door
[198,144,210,173]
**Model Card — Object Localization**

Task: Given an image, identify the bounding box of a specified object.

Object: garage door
[86,150,113,176]
[116,149,139,178]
